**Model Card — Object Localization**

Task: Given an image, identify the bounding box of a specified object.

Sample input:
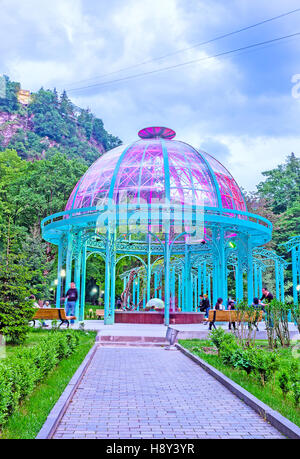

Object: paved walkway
[52,347,284,439]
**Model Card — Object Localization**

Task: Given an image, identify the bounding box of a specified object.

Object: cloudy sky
[0,0,300,190]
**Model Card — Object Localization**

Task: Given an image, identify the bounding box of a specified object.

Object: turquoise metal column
[74,247,81,322]
[184,243,192,311]
[194,275,198,311]
[198,266,202,298]
[132,276,136,306]
[280,265,285,303]
[147,233,151,302]
[254,263,258,298]
[164,232,170,326]
[247,239,253,305]
[208,273,211,304]
[154,272,158,297]
[109,232,116,324]
[292,247,298,304]
[178,274,181,310]
[235,265,238,301]
[258,266,263,299]
[219,228,227,303]
[56,239,63,308]
[203,262,207,295]
[158,272,162,299]
[181,268,185,311]
[237,239,244,302]
[137,277,140,310]
[212,228,218,307]
[275,259,280,300]
[79,242,86,321]
[171,267,176,311]
[104,230,111,325]
[65,232,73,296]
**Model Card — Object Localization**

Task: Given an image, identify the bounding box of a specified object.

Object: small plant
[252,349,279,386]
[230,347,256,375]
[289,360,300,406]
[209,328,227,355]
[278,371,290,398]
[219,341,239,366]
[51,319,58,329]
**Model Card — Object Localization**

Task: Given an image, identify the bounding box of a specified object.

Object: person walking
[260,287,274,329]
[65,282,78,324]
[209,297,223,330]
[198,294,203,312]
[201,294,210,325]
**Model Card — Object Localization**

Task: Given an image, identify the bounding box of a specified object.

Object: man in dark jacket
[65,282,78,324]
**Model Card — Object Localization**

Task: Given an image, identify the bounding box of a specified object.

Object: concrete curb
[36,342,98,439]
[176,343,300,440]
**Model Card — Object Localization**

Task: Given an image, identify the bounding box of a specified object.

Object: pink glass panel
[65,138,245,214]
[201,151,246,211]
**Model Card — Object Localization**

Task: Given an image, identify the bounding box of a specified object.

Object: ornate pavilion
[42,126,289,325]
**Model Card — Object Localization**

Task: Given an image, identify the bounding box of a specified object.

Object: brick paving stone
[51,347,285,439]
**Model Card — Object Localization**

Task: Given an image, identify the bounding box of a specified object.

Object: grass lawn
[179,338,300,427]
[0,328,96,439]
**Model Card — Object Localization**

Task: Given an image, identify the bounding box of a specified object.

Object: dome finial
[138,126,176,140]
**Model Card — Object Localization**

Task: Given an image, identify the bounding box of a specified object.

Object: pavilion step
[96,334,169,346]
[98,342,169,347]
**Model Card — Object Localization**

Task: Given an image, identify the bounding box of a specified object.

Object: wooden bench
[31,308,76,328]
[96,309,105,319]
[207,309,263,328]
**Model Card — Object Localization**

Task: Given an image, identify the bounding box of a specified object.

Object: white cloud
[0,0,299,193]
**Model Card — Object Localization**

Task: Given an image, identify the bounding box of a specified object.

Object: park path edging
[36,342,98,439]
[176,343,300,439]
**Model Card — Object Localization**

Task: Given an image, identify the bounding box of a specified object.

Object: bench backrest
[33,308,67,320]
[208,309,263,322]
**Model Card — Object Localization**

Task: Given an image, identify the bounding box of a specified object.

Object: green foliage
[0,253,35,344]
[209,327,238,360]
[257,153,300,215]
[230,347,256,375]
[0,330,80,426]
[251,349,279,385]
[264,300,291,348]
[278,371,290,397]
[0,76,21,113]
[0,80,122,163]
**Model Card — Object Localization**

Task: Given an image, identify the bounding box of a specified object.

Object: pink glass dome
[66,127,246,212]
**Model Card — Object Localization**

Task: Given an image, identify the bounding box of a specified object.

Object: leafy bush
[0,330,80,427]
[219,341,239,366]
[278,371,290,397]
[209,328,236,354]
[0,253,35,344]
[252,349,279,385]
[0,301,34,344]
[230,348,256,375]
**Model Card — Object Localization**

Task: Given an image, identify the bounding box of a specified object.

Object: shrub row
[209,328,300,405]
[0,331,79,426]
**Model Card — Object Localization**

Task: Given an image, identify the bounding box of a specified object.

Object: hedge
[0,331,79,426]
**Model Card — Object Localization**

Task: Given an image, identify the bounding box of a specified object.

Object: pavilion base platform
[114,311,205,324]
